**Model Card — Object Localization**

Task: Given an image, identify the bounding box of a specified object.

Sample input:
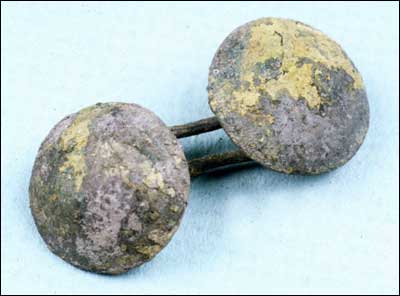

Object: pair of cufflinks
[30,18,369,274]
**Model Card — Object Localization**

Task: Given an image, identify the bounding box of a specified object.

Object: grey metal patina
[29,102,190,274]
[208,18,369,174]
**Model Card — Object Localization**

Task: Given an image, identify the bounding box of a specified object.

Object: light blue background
[1,2,399,295]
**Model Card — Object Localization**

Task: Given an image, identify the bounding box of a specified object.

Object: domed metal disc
[208,18,369,174]
[29,102,190,274]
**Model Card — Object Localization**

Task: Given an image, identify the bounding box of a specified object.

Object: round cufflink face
[208,18,369,174]
[29,102,190,274]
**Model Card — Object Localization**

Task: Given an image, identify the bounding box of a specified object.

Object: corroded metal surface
[29,103,190,274]
[208,18,369,174]
[171,116,221,138]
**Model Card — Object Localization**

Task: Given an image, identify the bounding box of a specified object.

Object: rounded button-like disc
[208,18,369,174]
[29,102,190,274]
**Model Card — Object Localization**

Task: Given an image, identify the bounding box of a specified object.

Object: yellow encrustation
[59,105,105,191]
[221,18,364,113]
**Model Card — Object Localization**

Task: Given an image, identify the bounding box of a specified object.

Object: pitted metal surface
[208,18,369,174]
[29,102,190,274]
